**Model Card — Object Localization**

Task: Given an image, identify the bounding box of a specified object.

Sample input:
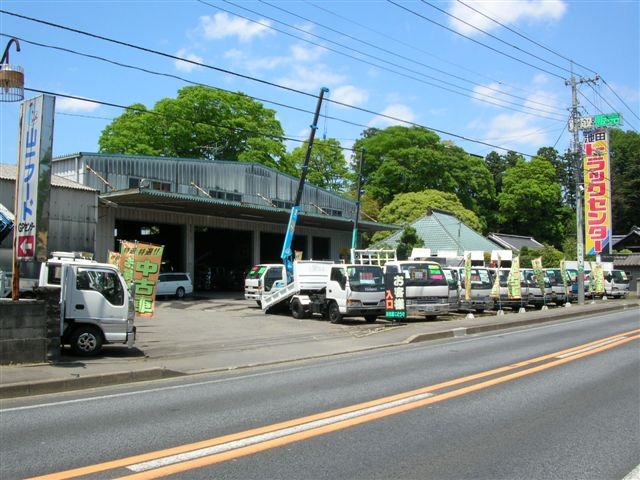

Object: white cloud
[331,85,369,107]
[199,12,273,43]
[472,82,514,108]
[243,44,326,72]
[174,48,203,72]
[277,65,347,91]
[482,112,548,148]
[56,97,99,113]
[448,1,567,36]
[368,104,416,128]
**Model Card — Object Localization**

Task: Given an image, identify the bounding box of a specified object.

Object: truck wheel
[175,287,186,299]
[364,315,377,323]
[291,299,308,319]
[328,302,342,324]
[69,325,103,356]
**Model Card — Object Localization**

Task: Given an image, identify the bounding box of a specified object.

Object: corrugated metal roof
[100,188,399,233]
[0,163,97,192]
[378,209,500,253]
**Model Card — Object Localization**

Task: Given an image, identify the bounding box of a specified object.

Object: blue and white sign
[15,94,55,261]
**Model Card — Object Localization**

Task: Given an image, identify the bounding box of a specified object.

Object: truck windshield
[246,265,266,279]
[460,268,492,289]
[388,263,447,287]
[347,266,385,292]
[612,270,629,283]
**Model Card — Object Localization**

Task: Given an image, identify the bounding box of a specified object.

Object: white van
[157,272,193,299]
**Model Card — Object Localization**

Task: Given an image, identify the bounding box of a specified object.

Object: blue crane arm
[280,87,328,283]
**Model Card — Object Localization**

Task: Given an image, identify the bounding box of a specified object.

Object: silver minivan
[157,272,193,299]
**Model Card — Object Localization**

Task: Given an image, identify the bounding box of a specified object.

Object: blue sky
[1,0,638,167]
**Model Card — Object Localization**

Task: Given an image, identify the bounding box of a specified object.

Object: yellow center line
[27,328,640,480]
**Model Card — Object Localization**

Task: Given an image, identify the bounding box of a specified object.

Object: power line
[422,0,574,77]
[454,0,598,77]
[388,0,566,80]
[255,0,563,115]
[0,12,538,156]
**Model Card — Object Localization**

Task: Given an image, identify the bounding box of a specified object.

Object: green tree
[99,86,287,170]
[369,190,483,245]
[396,227,424,260]
[609,129,640,234]
[284,138,349,192]
[497,156,568,247]
[98,104,161,156]
[352,126,495,229]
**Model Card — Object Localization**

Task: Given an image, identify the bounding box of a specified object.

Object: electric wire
[422,0,574,77]
[388,0,564,80]
[257,0,561,114]
[206,0,565,119]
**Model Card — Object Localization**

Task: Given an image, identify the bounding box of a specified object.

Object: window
[209,190,242,203]
[76,268,124,306]
[129,177,170,191]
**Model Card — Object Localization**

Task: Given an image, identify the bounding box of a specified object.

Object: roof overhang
[100,188,398,234]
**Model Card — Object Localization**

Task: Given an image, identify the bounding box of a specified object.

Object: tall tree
[99,86,287,170]
[352,126,495,229]
[497,156,569,247]
[369,189,483,245]
[609,129,640,234]
[284,138,349,192]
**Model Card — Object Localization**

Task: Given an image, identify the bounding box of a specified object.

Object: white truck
[252,259,387,323]
[382,259,450,318]
[39,252,136,356]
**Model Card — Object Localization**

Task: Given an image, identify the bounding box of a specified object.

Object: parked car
[156,272,193,299]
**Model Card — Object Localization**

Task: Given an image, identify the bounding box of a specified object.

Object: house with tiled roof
[612,226,640,253]
[374,208,501,260]
[486,233,544,252]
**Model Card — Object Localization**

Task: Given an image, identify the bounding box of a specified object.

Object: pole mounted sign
[14,94,55,261]
[569,112,622,132]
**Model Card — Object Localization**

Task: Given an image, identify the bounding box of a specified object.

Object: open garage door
[194,228,252,291]
[115,220,185,272]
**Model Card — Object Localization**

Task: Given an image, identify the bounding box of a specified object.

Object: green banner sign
[593,113,622,127]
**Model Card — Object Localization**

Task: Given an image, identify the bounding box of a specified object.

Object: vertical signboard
[14,94,55,261]
[385,272,406,320]
[583,128,612,255]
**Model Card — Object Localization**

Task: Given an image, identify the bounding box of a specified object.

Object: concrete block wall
[0,292,60,364]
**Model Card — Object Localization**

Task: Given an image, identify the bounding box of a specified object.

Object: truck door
[63,265,129,342]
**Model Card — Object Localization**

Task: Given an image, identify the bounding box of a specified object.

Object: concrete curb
[0,368,184,399]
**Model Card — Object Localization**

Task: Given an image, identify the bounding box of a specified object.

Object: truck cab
[244,264,286,306]
[289,263,386,323]
[604,269,630,298]
[41,252,136,356]
[383,260,449,318]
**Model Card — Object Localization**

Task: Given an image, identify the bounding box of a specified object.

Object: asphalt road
[1,307,638,479]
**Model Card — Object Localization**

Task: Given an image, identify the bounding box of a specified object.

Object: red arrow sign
[17,235,35,258]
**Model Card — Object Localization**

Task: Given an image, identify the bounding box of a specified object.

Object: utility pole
[566,74,599,306]
[351,148,365,261]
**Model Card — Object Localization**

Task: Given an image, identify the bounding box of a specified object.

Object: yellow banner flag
[507,256,521,299]
[119,240,164,318]
[464,253,471,302]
